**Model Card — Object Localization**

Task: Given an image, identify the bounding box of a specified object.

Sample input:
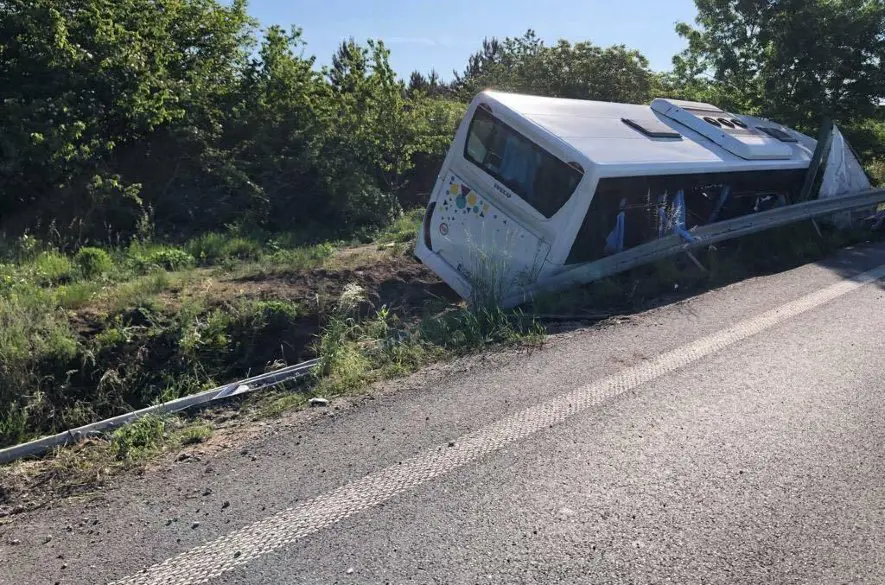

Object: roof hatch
[650,98,795,160]
[621,117,682,139]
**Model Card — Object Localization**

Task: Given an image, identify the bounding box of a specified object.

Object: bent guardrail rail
[503,188,885,307]
[0,359,320,465]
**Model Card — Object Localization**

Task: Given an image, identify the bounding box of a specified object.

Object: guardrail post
[798,118,834,203]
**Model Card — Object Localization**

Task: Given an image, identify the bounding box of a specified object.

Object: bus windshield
[464,107,581,218]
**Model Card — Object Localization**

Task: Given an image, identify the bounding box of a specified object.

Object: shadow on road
[537,235,885,336]
[814,241,885,290]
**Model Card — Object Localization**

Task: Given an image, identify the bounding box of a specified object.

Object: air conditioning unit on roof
[650,98,795,160]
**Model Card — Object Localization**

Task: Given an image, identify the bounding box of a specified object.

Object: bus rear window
[464,107,581,218]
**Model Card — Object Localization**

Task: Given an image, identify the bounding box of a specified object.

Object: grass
[867,158,884,186]
[232,242,336,277]
[322,244,397,272]
[258,390,309,418]
[373,207,424,244]
[31,250,76,284]
[310,283,544,397]
[110,414,167,461]
[1,214,880,513]
[266,243,336,271]
[0,282,80,446]
[175,421,214,445]
[0,230,340,450]
[101,271,173,312]
[186,232,262,266]
[110,415,213,458]
[464,241,512,309]
[54,281,102,309]
[0,414,218,510]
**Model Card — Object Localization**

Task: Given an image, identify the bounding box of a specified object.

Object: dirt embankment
[233,252,455,316]
[70,247,459,369]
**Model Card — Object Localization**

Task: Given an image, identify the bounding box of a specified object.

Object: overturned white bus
[415,91,873,306]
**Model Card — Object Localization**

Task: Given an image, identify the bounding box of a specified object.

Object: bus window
[463,107,581,218]
[566,169,804,265]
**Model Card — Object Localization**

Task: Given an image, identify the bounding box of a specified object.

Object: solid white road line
[109,263,885,585]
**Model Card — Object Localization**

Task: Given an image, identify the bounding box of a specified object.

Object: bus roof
[481,91,815,175]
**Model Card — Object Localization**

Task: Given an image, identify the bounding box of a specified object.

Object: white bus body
[415,91,866,305]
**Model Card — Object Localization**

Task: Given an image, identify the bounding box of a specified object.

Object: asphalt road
[2,242,885,585]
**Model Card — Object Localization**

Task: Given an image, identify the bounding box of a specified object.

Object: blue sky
[246,0,699,79]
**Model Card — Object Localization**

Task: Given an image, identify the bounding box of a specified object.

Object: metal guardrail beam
[504,188,885,307]
[0,359,320,465]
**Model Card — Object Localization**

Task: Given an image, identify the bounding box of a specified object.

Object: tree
[453,37,505,93]
[535,41,653,103]
[0,10,672,244]
[452,30,653,104]
[673,0,885,131]
[0,0,465,242]
[230,25,330,229]
[452,31,535,97]
[0,0,255,242]
[407,69,446,98]
[408,70,430,95]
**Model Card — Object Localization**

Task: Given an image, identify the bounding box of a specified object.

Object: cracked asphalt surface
[2,242,884,585]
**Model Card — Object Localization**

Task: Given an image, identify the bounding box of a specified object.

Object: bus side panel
[422,170,550,300]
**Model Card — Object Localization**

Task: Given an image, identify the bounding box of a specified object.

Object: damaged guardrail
[503,188,885,307]
[0,359,320,465]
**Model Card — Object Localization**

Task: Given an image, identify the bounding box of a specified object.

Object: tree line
[1,0,883,247]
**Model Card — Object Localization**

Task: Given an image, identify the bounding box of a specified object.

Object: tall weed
[0,286,80,446]
[186,233,261,266]
[373,208,424,244]
[31,251,75,285]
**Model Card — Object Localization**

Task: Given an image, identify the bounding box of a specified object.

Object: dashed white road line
[108,264,885,585]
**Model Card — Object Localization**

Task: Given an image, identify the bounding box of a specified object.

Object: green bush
[74,247,114,279]
[147,248,195,271]
[31,251,75,284]
[223,299,303,364]
[178,298,305,379]
[0,404,29,447]
[8,234,42,262]
[0,263,24,293]
[94,323,133,348]
[314,312,372,395]
[185,233,227,265]
[221,237,261,261]
[0,286,79,374]
[126,243,194,273]
[185,233,261,265]
[243,299,301,324]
